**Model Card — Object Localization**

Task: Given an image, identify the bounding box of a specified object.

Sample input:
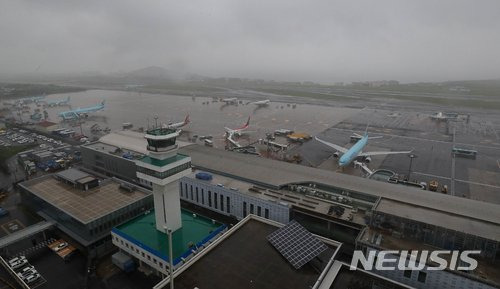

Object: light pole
[407,154,417,180]
[164,226,174,289]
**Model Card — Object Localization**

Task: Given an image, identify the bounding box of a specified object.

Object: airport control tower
[136,127,191,232]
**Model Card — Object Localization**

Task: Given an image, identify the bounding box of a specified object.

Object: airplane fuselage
[59,102,104,119]
[339,135,368,167]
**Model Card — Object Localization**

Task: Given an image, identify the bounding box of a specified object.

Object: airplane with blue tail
[58,100,105,120]
[315,129,411,167]
[44,96,71,107]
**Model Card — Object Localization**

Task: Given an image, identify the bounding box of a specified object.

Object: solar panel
[267,220,328,269]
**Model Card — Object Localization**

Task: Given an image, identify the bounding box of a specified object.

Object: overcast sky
[1,0,500,83]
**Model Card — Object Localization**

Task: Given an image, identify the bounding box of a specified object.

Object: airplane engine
[333,152,340,158]
[364,156,372,163]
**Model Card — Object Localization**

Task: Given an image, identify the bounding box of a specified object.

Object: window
[208,191,212,207]
[214,193,218,209]
[190,185,193,200]
[243,202,247,216]
[220,194,224,211]
[403,270,412,278]
[265,208,269,219]
[202,189,205,204]
[196,187,199,203]
[250,204,254,214]
[226,196,230,213]
[184,183,188,197]
[257,206,261,216]
[417,271,426,283]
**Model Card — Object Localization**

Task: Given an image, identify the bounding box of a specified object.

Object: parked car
[9,257,28,270]
[0,207,9,217]
[54,242,68,252]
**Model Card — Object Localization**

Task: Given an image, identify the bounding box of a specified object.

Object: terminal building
[19,168,153,257]
[80,130,500,288]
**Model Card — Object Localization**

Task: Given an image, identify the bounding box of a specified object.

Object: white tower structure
[136,127,191,232]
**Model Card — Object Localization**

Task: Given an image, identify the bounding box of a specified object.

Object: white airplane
[251,99,270,106]
[221,98,238,104]
[162,114,190,129]
[224,116,250,137]
[315,130,412,167]
[430,112,453,121]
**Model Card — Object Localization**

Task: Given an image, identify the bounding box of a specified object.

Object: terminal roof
[179,144,500,241]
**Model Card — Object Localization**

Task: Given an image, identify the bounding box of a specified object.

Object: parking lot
[0,128,66,149]
[3,255,46,288]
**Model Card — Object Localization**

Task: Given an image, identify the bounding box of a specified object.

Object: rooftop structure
[169,216,341,289]
[93,130,191,156]
[21,174,150,224]
[112,209,224,265]
[19,169,154,252]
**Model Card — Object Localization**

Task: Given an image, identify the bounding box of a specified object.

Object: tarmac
[5,89,500,205]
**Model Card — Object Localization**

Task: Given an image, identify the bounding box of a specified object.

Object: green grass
[0,144,36,174]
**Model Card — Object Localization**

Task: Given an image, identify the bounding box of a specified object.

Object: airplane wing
[314,137,348,153]
[359,150,412,157]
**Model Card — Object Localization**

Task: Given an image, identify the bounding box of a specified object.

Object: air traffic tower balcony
[144,127,179,154]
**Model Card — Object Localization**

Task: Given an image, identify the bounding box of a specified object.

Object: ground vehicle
[54,242,68,252]
[0,207,9,217]
[429,180,438,192]
[9,257,28,269]
[204,139,213,146]
[8,256,24,265]
[17,266,36,279]
[23,273,41,284]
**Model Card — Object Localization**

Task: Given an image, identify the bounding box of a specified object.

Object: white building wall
[112,232,169,274]
[362,247,496,289]
[179,177,290,224]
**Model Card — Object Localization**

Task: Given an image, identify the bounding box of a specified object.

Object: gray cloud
[1,0,500,82]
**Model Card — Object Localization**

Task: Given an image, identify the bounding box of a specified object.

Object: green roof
[113,209,224,263]
[139,154,189,167]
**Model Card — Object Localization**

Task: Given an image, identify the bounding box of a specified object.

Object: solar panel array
[267,220,328,269]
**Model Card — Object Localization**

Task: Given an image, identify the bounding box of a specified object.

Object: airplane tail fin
[244,116,250,127]
[101,100,106,106]
[364,124,369,136]
[184,114,190,124]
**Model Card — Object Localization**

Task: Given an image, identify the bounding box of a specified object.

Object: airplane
[221,98,238,104]
[430,112,456,121]
[7,95,46,106]
[58,100,105,120]
[162,114,190,129]
[44,96,71,107]
[315,129,412,167]
[224,116,250,137]
[251,99,270,106]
